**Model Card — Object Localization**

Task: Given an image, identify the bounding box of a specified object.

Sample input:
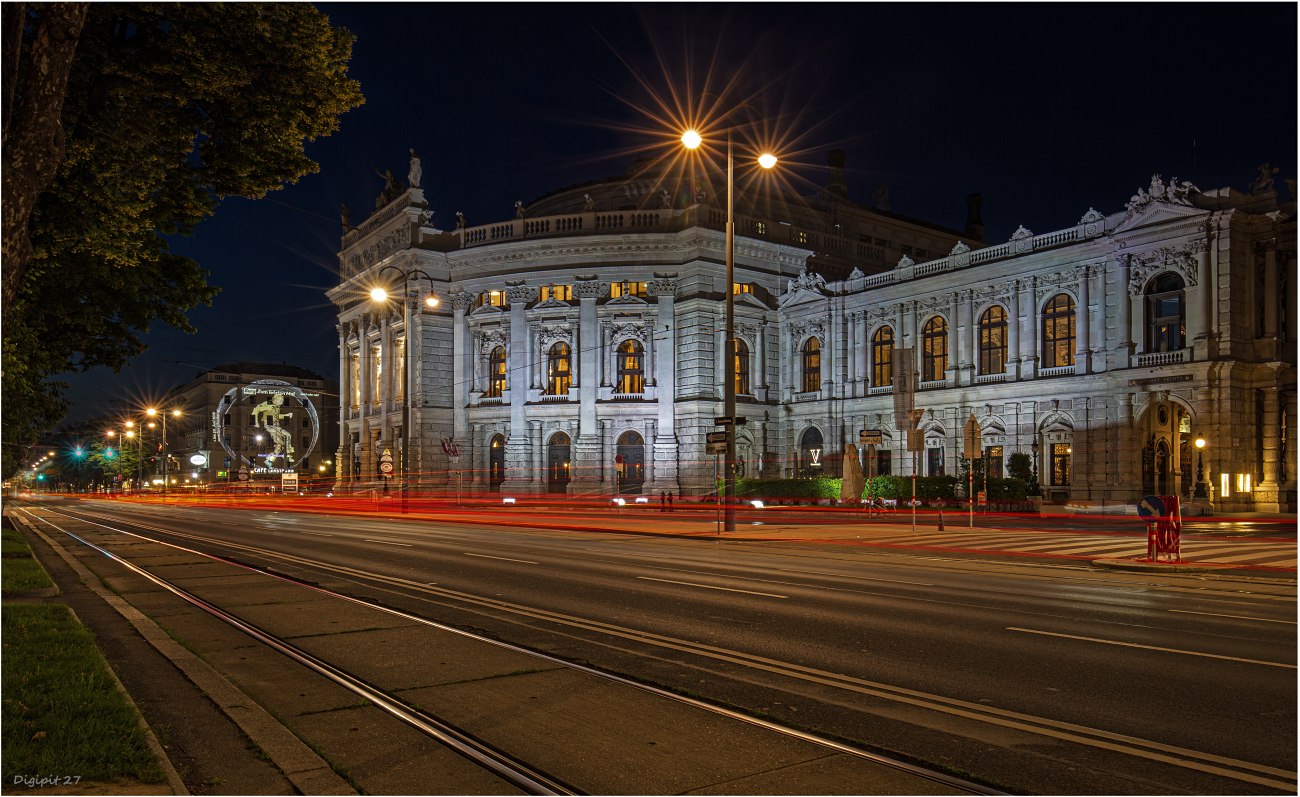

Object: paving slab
[154,610,279,655]
[183,581,330,607]
[287,706,524,796]
[235,598,418,639]
[403,667,839,795]
[167,572,285,588]
[292,624,549,692]
[683,752,962,795]
[140,561,251,579]
[202,645,366,717]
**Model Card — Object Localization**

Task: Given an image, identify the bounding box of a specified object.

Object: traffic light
[105,449,115,458]
[37,475,44,480]
[75,448,83,456]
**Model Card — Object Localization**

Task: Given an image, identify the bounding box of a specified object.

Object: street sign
[714,416,747,426]
[189,453,207,466]
[963,414,981,458]
[906,428,925,452]
[378,449,394,475]
[706,441,727,455]
[1137,495,1167,519]
[281,472,299,491]
[614,454,624,464]
[237,466,249,482]
[977,491,987,505]
[859,430,883,446]
[705,431,729,443]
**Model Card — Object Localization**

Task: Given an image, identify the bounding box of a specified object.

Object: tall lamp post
[1030,440,1040,495]
[147,408,182,497]
[681,109,777,533]
[370,267,441,512]
[1193,437,1208,499]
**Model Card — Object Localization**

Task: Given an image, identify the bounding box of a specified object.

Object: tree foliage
[2,4,364,479]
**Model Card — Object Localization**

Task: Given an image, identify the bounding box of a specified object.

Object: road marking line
[464,553,537,564]
[1195,550,1296,564]
[1007,627,1296,668]
[1169,610,1296,624]
[365,539,413,547]
[637,576,787,598]
[302,531,333,537]
[776,568,933,586]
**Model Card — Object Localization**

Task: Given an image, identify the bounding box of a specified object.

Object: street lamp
[370,266,441,512]
[1193,437,1209,499]
[681,107,778,533]
[146,407,182,498]
[1030,440,1040,494]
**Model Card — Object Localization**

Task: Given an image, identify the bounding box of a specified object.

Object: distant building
[329,156,1295,511]
[161,362,339,488]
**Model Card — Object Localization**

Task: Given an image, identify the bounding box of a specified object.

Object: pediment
[469,303,502,317]
[777,288,828,309]
[1113,201,1203,234]
[735,292,770,310]
[606,294,648,306]
[532,298,571,310]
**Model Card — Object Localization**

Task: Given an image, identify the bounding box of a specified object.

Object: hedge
[738,476,962,502]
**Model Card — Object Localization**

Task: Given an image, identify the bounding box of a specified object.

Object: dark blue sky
[61,3,1297,423]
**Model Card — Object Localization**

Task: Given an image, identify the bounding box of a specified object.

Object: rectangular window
[876,450,892,476]
[791,230,810,245]
[732,283,753,295]
[1051,443,1071,486]
[302,418,308,429]
[875,238,889,248]
[755,221,766,235]
[480,290,506,307]
[611,281,647,298]
[915,248,928,260]
[539,285,573,301]
[986,445,1003,478]
[927,447,945,476]
[900,245,913,256]
[302,436,309,448]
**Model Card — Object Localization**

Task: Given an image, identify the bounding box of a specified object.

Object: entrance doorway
[800,427,824,477]
[547,432,571,493]
[1155,439,1170,495]
[489,434,505,492]
[616,431,644,494]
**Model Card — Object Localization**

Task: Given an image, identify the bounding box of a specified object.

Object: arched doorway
[800,427,824,477]
[489,434,505,492]
[616,431,644,494]
[547,432,571,493]
[1155,439,1170,495]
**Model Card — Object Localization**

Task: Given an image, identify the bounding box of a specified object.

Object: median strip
[1007,627,1296,668]
[636,576,787,598]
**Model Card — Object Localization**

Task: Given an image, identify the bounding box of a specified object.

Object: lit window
[802,338,820,393]
[1042,294,1076,368]
[1146,273,1186,352]
[922,317,947,382]
[1051,443,1071,486]
[611,281,647,298]
[733,339,750,395]
[480,290,506,307]
[732,283,754,295]
[978,306,1007,375]
[539,285,572,301]
[616,340,644,394]
[546,342,571,396]
[485,347,506,398]
[871,326,894,387]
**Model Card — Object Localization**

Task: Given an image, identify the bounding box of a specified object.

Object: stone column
[1117,255,1135,366]
[571,278,607,494]
[1263,242,1279,344]
[1257,386,1283,511]
[829,304,842,398]
[895,303,907,350]
[853,312,868,397]
[502,285,535,493]
[644,419,656,487]
[359,316,373,415]
[819,325,830,398]
[946,294,960,385]
[335,324,348,488]
[530,420,544,490]
[1005,284,1020,381]
[530,324,543,390]
[1285,249,1297,343]
[452,294,474,451]
[1022,277,1038,378]
[379,314,391,443]
[1283,389,1298,509]
[779,321,792,399]
[962,290,976,384]
[648,277,679,492]
[469,422,484,488]
[601,418,614,492]
[1074,266,1090,376]
[714,320,726,399]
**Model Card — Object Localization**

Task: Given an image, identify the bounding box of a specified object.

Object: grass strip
[1,604,164,784]
[2,524,54,592]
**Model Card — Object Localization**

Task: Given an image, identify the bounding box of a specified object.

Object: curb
[1091,558,1238,574]
[13,512,356,797]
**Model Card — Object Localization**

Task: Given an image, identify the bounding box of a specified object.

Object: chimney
[821,149,848,202]
[964,193,985,243]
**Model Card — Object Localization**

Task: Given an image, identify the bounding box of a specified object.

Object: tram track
[18,503,1005,796]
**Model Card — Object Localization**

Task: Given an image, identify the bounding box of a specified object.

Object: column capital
[450,291,476,312]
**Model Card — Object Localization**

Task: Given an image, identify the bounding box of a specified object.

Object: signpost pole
[715,453,721,535]
[911,453,917,534]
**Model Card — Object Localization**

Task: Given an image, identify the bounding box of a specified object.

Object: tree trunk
[1,2,89,326]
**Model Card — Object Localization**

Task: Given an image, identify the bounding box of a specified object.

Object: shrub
[738,477,841,501]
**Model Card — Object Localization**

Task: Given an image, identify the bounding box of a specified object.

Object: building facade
[162,362,340,488]
[329,157,1295,511]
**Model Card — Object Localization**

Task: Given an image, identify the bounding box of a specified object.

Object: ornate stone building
[328,156,1295,511]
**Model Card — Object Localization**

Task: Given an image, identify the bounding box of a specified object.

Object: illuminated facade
[330,157,1295,511]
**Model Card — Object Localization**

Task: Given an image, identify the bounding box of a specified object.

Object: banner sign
[892,348,915,431]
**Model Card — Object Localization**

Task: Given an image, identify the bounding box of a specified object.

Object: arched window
[801,338,821,393]
[485,346,506,398]
[978,306,1007,375]
[616,340,644,394]
[1042,294,1076,368]
[871,326,894,387]
[1146,273,1186,352]
[546,342,571,396]
[733,338,750,396]
[800,427,824,476]
[921,317,947,382]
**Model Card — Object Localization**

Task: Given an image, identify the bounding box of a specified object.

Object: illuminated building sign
[213,379,320,475]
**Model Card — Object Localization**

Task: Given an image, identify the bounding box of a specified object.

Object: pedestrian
[667,491,674,512]
[659,491,666,512]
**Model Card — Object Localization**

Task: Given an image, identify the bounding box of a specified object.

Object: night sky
[59,3,1297,424]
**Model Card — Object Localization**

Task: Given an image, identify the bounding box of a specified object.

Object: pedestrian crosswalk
[814,527,1298,569]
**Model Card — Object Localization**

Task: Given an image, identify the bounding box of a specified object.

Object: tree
[2,4,364,479]
[88,438,139,485]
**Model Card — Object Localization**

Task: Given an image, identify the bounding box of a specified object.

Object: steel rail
[31,514,576,796]
[24,503,1005,796]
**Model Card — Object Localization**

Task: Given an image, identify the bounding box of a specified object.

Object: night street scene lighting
[2,6,1293,797]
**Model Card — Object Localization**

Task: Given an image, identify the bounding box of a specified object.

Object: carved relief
[1124,174,1198,216]
[645,278,679,298]
[1011,225,1034,253]
[1127,244,1200,296]
[950,241,971,267]
[607,321,649,345]
[450,292,476,311]
[537,324,572,349]
[505,285,535,305]
[572,279,610,300]
[790,320,827,345]
[479,329,508,355]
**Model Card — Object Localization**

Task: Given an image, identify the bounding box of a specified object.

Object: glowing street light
[681,129,702,149]
[758,153,778,169]
[370,287,388,302]
[1194,437,1209,499]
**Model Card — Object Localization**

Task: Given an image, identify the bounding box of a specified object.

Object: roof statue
[373,166,404,207]
[456,211,466,229]
[660,188,672,209]
[1251,163,1280,194]
[340,202,351,230]
[515,200,525,219]
[583,193,595,212]
[1124,174,1198,215]
[408,149,422,189]
[873,184,891,211]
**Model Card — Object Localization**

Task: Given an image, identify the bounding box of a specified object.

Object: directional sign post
[714,416,747,426]
[858,430,883,446]
[281,472,299,493]
[379,449,394,477]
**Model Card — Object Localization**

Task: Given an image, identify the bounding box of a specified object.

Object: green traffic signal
[105,449,115,458]
[37,475,44,480]
[75,448,83,456]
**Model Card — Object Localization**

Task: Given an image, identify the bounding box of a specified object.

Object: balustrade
[1136,350,1187,367]
[1036,365,1075,378]
[975,372,1006,384]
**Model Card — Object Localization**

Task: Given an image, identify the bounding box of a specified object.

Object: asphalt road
[37,498,1298,795]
